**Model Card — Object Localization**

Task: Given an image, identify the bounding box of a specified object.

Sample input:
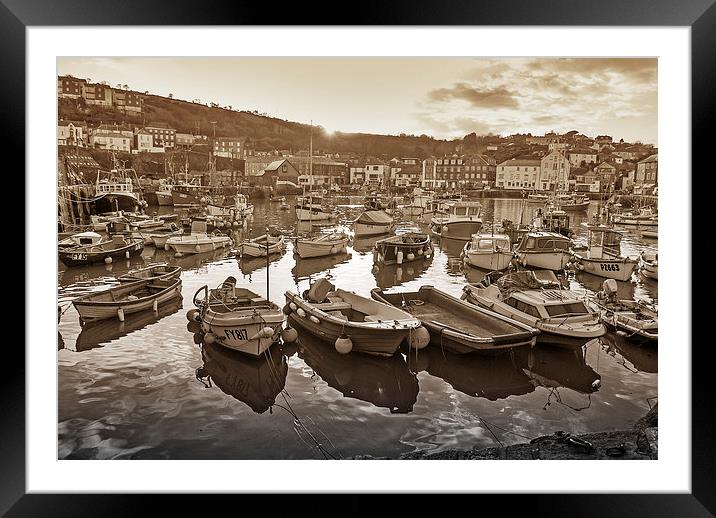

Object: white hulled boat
[429,200,483,240]
[353,210,395,236]
[514,231,573,270]
[296,231,349,259]
[639,251,658,280]
[238,234,285,258]
[572,225,637,281]
[461,233,514,271]
[206,193,254,218]
[166,219,232,254]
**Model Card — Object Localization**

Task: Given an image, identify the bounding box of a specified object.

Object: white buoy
[117,307,125,322]
[592,379,602,389]
[204,332,216,344]
[289,302,298,311]
[125,251,130,259]
[164,244,170,251]
[195,244,201,253]
[408,326,430,350]
[281,327,298,343]
[153,299,158,312]
[407,252,415,261]
[417,248,424,256]
[296,308,306,318]
[175,252,183,258]
[104,256,112,264]
[335,334,353,354]
[233,221,239,228]
[396,250,404,265]
[309,315,320,324]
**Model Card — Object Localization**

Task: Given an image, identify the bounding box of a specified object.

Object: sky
[58,57,657,145]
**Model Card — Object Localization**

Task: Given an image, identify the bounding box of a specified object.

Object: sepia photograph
[55,55,660,462]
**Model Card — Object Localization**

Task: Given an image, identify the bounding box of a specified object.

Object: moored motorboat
[429,200,483,240]
[147,224,185,249]
[353,210,395,237]
[461,270,606,347]
[639,251,658,280]
[371,286,538,354]
[239,234,285,258]
[206,193,254,219]
[556,194,590,211]
[514,231,573,270]
[73,276,182,323]
[373,232,431,265]
[284,278,427,356]
[117,264,182,283]
[166,219,232,255]
[295,193,332,221]
[572,225,637,281]
[296,231,349,259]
[590,279,658,343]
[59,235,144,267]
[190,277,285,357]
[461,233,514,271]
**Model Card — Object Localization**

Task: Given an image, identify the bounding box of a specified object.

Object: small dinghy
[640,251,658,280]
[166,219,232,255]
[190,277,285,357]
[353,210,395,237]
[371,286,538,354]
[59,235,144,267]
[284,278,426,357]
[590,279,658,343]
[461,233,514,271]
[296,231,349,259]
[73,276,182,323]
[373,232,431,265]
[239,234,285,257]
[146,224,184,249]
[117,264,182,283]
[58,231,105,249]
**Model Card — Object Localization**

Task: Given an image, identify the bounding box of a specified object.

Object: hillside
[59,93,463,159]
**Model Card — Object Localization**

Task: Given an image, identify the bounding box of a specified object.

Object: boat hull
[374,236,431,265]
[431,220,483,240]
[74,279,183,322]
[517,251,572,271]
[463,250,514,271]
[296,237,349,258]
[240,237,284,257]
[171,190,204,207]
[574,256,637,281]
[155,191,174,206]
[200,309,284,357]
[354,222,395,237]
[559,201,590,211]
[295,207,332,221]
[92,192,140,214]
[167,235,232,254]
[59,239,144,267]
[149,229,184,248]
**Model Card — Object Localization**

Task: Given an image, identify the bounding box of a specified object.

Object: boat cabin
[585,226,624,259]
[190,219,209,234]
[469,233,511,252]
[445,201,482,218]
[517,231,571,252]
[96,177,133,194]
[505,290,591,319]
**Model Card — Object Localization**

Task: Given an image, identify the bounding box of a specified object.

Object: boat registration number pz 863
[224,328,249,341]
[600,263,620,272]
[71,253,87,260]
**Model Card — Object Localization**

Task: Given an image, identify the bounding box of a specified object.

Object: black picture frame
[7,0,707,513]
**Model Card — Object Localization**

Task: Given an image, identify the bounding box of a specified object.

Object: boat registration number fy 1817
[224,328,249,341]
[600,263,620,272]
[71,253,87,260]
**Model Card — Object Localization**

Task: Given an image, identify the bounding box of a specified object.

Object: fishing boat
[117,264,182,283]
[58,231,105,249]
[611,207,657,226]
[59,235,144,267]
[239,234,285,258]
[295,193,332,221]
[270,195,286,203]
[206,193,254,219]
[284,278,426,356]
[73,276,182,323]
[191,277,285,357]
[532,205,573,238]
[526,193,549,204]
[353,210,395,237]
[514,231,573,270]
[89,213,126,232]
[461,270,606,347]
[400,190,434,217]
[641,230,658,239]
[557,194,590,211]
[373,232,431,265]
[640,251,658,280]
[296,231,349,259]
[572,225,637,281]
[364,194,399,214]
[461,233,514,271]
[371,286,538,354]
[590,279,658,342]
[165,219,232,255]
[153,180,174,206]
[91,161,142,214]
[296,329,419,413]
[429,200,483,240]
[198,341,288,413]
[146,224,184,249]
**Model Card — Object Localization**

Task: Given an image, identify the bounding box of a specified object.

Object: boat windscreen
[545,302,589,317]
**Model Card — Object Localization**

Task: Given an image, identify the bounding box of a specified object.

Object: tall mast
[309,120,313,188]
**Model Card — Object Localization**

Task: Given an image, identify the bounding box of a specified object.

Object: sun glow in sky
[58,57,657,144]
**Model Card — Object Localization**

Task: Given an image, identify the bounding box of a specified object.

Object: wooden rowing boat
[295,231,349,259]
[239,234,285,257]
[371,286,538,354]
[117,264,182,283]
[73,276,183,323]
[284,278,424,356]
[59,235,144,267]
[373,232,431,265]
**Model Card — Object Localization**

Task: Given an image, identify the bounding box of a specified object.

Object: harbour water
[58,197,658,459]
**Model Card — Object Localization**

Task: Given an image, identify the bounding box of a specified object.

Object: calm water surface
[58,197,658,459]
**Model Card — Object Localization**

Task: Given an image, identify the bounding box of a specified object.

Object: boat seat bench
[312,301,353,312]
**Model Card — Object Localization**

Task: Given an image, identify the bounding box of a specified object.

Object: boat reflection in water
[371,255,433,289]
[59,254,148,287]
[154,246,236,271]
[72,298,183,352]
[575,270,635,300]
[408,346,534,400]
[239,249,286,276]
[513,343,601,394]
[292,251,352,280]
[196,341,289,414]
[296,329,418,414]
[351,233,390,253]
[600,333,657,373]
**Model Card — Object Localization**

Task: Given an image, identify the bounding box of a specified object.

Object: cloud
[428,83,519,109]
